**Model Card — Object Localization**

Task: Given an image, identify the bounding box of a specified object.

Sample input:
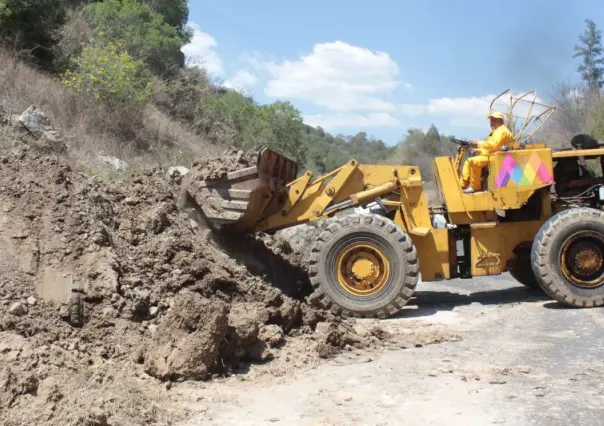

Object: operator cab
[551,134,604,211]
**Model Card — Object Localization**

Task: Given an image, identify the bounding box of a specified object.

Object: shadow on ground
[214,229,313,300]
[395,285,551,319]
[542,301,584,310]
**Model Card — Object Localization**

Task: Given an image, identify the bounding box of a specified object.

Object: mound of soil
[190,147,257,181]
[0,144,370,424]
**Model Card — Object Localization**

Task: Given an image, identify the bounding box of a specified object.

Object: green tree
[573,19,604,90]
[389,126,456,181]
[254,101,306,165]
[142,0,191,41]
[201,89,257,137]
[85,0,185,77]
[0,0,65,67]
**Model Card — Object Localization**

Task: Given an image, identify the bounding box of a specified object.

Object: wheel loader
[180,89,604,319]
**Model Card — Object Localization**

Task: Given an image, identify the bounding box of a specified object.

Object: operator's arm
[476,126,512,155]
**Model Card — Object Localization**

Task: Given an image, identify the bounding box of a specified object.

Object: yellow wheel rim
[335,242,390,296]
[560,230,604,289]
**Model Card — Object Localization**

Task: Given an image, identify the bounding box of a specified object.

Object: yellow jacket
[476,125,513,156]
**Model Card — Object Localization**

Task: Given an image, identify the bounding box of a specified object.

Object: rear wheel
[532,208,604,307]
[508,245,541,291]
[308,214,419,318]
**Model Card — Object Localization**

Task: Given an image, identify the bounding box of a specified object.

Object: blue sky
[183,0,604,145]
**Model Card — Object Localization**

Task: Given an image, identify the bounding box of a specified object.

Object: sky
[182,0,604,145]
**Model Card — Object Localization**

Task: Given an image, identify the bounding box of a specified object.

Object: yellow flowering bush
[62,41,152,106]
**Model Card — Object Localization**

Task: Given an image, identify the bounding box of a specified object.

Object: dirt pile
[189,146,257,181]
[0,142,374,424]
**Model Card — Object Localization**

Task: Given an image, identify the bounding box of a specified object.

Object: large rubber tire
[531,207,604,307]
[308,214,419,318]
[508,246,541,291]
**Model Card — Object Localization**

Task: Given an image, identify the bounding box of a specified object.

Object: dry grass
[0,48,224,173]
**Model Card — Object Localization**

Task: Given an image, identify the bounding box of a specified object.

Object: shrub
[62,41,152,107]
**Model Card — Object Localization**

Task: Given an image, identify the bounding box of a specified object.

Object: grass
[0,48,225,174]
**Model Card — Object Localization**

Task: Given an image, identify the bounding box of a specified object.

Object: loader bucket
[185,147,298,231]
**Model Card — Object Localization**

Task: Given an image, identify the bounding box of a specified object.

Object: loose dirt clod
[144,292,230,381]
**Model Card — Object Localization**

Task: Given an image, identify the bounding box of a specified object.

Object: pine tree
[573,19,604,90]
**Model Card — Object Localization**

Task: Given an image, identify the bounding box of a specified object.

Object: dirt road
[175,275,604,426]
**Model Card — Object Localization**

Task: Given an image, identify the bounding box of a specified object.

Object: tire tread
[308,213,419,318]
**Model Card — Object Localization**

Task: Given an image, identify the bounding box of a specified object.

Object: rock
[259,324,285,347]
[98,152,128,171]
[26,296,37,306]
[58,304,70,319]
[40,130,67,152]
[228,303,260,348]
[148,202,173,234]
[278,299,301,331]
[167,166,189,181]
[149,306,159,318]
[8,302,27,316]
[19,105,54,138]
[143,293,229,381]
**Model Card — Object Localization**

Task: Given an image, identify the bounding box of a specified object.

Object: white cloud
[399,91,551,129]
[304,112,401,129]
[241,51,274,71]
[224,70,258,93]
[181,22,224,77]
[264,41,406,113]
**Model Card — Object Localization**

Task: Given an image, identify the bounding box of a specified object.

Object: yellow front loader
[181,89,604,319]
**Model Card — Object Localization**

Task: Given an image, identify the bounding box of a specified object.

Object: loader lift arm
[256,159,411,232]
[184,147,428,235]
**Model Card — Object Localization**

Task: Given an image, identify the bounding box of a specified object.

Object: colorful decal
[495,152,553,188]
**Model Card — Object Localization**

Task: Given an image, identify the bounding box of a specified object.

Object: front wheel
[308,214,419,318]
[532,208,604,307]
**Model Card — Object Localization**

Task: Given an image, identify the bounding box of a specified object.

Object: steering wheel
[449,138,469,146]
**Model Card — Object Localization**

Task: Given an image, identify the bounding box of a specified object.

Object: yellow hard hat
[488,111,505,120]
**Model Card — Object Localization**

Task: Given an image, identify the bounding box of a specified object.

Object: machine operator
[460,111,514,194]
